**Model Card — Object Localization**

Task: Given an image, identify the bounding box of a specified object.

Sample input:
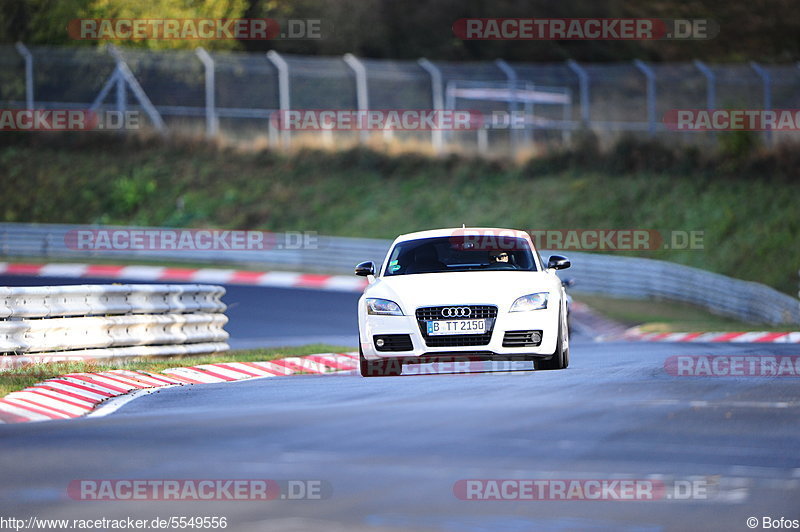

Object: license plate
[426,319,487,335]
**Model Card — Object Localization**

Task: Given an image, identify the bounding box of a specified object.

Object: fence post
[561,85,573,143]
[14,42,34,110]
[633,59,656,136]
[566,59,590,127]
[343,53,369,144]
[106,45,166,133]
[418,58,444,155]
[495,59,524,151]
[195,47,218,138]
[693,60,716,110]
[115,67,126,117]
[90,68,120,112]
[267,50,291,148]
[750,61,772,145]
[477,128,489,155]
[107,48,127,117]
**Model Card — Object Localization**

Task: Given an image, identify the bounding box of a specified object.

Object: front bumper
[360,307,559,361]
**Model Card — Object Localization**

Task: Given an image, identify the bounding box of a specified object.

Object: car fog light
[376,338,385,348]
[530,331,542,344]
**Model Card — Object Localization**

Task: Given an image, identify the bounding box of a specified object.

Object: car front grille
[415,305,497,347]
[502,330,543,347]
[373,334,414,352]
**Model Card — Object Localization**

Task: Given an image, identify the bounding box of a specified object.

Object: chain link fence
[3,44,800,153]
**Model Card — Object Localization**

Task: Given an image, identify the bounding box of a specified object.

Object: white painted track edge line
[87,384,181,418]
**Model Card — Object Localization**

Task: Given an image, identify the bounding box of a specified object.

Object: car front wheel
[534,308,569,371]
[360,347,403,377]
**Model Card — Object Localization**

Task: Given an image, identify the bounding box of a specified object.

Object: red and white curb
[0,262,367,292]
[620,327,800,343]
[571,303,800,344]
[0,352,358,424]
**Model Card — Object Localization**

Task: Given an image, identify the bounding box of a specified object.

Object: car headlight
[366,298,404,316]
[510,292,549,312]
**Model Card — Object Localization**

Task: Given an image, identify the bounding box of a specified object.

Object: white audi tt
[355,228,571,377]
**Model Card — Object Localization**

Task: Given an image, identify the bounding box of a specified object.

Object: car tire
[535,308,569,371]
[360,347,403,377]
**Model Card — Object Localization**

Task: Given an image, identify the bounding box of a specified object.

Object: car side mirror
[355,261,376,277]
[547,255,571,270]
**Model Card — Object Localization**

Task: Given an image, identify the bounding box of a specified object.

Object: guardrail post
[750,61,772,145]
[633,59,657,136]
[195,47,219,138]
[418,58,444,155]
[343,53,369,144]
[267,50,291,149]
[567,59,590,127]
[14,42,34,110]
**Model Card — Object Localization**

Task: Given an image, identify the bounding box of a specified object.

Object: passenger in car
[408,244,447,273]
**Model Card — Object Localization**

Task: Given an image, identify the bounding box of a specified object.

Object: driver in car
[489,250,509,263]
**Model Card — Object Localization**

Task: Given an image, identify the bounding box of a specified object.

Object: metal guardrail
[0,283,225,317]
[0,223,390,274]
[563,251,800,325]
[0,282,229,361]
[1,223,798,325]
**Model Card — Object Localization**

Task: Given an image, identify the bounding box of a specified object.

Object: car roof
[381,228,542,273]
[393,227,532,243]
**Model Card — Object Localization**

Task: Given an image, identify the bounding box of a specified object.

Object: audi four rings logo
[442,307,471,317]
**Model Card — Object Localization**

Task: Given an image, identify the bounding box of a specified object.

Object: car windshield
[383,235,537,276]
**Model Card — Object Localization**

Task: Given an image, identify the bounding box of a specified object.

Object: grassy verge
[1,134,799,295]
[575,294,796,333]
[0,344,355,397]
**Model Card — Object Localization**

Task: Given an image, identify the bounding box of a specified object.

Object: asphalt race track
[1,275,799,531]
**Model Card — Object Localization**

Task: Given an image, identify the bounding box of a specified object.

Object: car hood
[365,270,558,311]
